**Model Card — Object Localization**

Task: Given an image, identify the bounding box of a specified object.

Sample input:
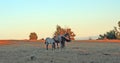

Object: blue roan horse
[45,33,71,50]
[45,37,55,50]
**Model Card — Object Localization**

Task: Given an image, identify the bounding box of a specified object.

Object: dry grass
[0,40,120,63]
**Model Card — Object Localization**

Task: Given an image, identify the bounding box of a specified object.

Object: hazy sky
[0,0,120,39]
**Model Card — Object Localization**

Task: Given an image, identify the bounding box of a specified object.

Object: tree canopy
[29,32,38,40]
[98,21,120,40]
[54,25,76,40]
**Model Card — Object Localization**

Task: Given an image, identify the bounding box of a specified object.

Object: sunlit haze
[0,0,120,40]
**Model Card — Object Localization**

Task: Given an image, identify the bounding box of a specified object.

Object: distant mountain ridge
[75,36,98,40]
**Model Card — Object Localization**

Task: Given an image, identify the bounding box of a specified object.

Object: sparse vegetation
[98,21,120,40]
[29,32,38,40]
[98,30,116,40]
[54,25,76,40]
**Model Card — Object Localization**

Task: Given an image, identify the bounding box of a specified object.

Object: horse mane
[64,33,69,37]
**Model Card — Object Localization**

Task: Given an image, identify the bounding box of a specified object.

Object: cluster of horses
[45,33,71,50]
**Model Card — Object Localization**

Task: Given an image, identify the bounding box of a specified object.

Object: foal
[45,37,55,50]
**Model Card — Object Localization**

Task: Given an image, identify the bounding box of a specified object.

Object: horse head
[63,33,71,42]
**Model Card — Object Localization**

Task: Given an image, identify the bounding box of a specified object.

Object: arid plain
[0,40,120,63]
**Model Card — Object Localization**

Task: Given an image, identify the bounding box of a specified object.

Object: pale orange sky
[0,0,120,40]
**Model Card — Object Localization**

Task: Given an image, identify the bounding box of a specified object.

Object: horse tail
[45,38,49,44]
[45,41,46,44]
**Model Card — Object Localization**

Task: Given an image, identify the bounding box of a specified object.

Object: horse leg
[54,42,56,49]
[61,41,63,48]
[52,43,55,50]
[46,44,48,50]
[61,41,65,48]
[57,43,59,48]
[60,42,63,48]
[53,43,56,49]
[63,41,65,48]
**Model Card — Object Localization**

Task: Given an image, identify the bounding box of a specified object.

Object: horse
[45,33,71,50]
[45,37,56,50]
[53,33,71,48]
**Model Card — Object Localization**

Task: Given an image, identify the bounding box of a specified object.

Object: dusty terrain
[0,40,120,63]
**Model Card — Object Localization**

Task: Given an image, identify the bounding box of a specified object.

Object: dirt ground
[0,41,120,63]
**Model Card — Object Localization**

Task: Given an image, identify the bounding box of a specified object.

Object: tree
[106,30,116,39]
[98,30,116,40]
[98,21,120,40]
[54,25,76,40]
[118,21,120,27]
[98,34,106,40]
[114,21,120,39]
[29,32,38,40]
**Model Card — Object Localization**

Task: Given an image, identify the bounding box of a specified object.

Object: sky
[0,0,120,40]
